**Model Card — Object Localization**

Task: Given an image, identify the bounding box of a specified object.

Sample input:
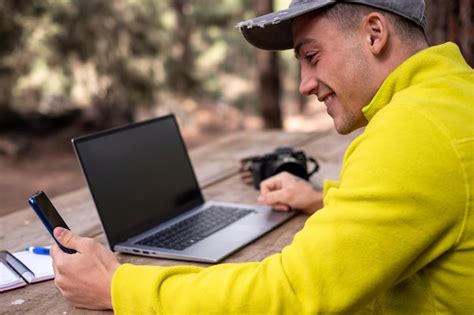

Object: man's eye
[305,53,318,65]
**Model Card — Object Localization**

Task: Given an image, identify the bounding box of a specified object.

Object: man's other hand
[50,227,120,310]
[258,172,323,214]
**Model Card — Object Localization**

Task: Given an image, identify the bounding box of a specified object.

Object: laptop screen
[72,115,204,248]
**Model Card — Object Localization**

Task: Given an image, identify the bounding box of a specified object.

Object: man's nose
[299,70,318,96]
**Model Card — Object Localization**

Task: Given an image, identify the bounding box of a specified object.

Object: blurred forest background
[0,0,472,216]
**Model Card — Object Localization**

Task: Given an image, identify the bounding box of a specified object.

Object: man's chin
[333,120,357,135]
[334,126,352,135]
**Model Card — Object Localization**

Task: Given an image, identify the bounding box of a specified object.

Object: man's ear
[362,13,389,55]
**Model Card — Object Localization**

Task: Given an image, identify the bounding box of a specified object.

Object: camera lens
[273,160,308,180]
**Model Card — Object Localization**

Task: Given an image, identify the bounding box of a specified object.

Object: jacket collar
[362,42,469,122]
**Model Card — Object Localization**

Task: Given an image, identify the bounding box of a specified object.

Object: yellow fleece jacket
[111,43,474,314]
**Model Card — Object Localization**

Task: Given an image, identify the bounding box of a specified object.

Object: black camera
[240,147,319,189]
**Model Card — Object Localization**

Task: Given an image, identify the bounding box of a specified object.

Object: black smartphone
[28,191,76,254]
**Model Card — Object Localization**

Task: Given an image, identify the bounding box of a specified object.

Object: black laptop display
[72,114,296,263]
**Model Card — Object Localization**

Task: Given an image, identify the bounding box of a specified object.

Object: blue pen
[25,246,50,255]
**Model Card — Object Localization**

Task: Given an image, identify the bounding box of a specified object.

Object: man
[51,0,474,313]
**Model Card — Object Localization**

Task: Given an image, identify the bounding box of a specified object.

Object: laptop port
[142,251,149,254]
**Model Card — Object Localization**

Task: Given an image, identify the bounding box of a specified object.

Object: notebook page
[12,251,54,283]
[0,261,26,292]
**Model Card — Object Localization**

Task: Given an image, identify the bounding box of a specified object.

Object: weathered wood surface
[0,128,358,314]
[0,130,320,252]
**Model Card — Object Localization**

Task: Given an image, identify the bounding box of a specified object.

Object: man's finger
[260,190,286,205]
[53,227,80,251]
[50,244,62,274]
[259,171,293,193]
[272,203,291,212]
[259,177,280,194]
[50,243,60,258]
[51,248,59,275]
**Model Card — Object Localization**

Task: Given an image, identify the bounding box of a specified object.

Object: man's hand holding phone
[28,191,120,309]
[50,227,120,310]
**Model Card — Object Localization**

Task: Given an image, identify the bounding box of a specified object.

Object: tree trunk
[171,0,195,94]
[425,0,473,66]
[255,0,283,129]
[0,70,14,114]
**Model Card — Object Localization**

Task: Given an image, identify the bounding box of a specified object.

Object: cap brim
[237,1,335,51]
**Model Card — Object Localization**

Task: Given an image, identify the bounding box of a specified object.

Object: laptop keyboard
[137,205,255,251]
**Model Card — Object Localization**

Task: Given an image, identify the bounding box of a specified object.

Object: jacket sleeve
[111,106,466,314]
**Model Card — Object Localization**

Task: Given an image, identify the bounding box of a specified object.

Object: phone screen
[32,192,70,231]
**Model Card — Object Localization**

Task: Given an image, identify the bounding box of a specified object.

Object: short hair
[322,3,427,43]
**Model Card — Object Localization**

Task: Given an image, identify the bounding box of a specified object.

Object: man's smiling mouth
[318,92,335,107]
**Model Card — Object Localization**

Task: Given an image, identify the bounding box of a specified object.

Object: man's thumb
[53,227,77,249]
[260,191,282,205]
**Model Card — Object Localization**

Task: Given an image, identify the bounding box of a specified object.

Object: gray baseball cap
[237,0,426,51]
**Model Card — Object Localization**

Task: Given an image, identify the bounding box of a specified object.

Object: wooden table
[0,128,359,314]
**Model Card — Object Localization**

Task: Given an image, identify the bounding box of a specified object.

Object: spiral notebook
[0,250,54,293]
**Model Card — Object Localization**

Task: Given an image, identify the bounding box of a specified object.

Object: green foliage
[0,1,47,55]
[0,0,49,110]
[0,0,288,126]
[45,0,165,125]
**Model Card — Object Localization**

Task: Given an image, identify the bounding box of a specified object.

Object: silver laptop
[72,114,296,263]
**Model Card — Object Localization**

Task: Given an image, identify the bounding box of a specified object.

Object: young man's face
[293,13,374,134]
